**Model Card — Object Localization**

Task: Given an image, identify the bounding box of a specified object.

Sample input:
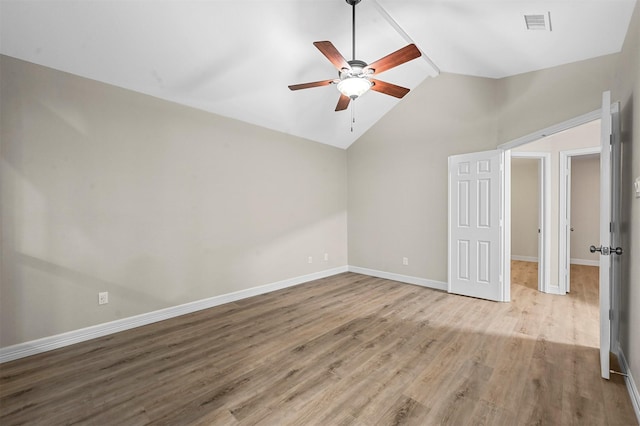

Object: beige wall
[511,158,539,259]
[570,155,600,263]
[495,54,618,145]
[0,56,348,347]
[348,73,498,281]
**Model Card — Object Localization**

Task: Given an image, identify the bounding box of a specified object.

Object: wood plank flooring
[1,262,637,425]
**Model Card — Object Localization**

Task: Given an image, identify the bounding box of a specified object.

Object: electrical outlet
[98,292,109,305]
[308,256,313,264]
[324,253,329,261]
[402,257,409,266]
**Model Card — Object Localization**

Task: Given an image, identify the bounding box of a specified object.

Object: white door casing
[448,150,507,302]
[565,157,572,293]
[537,158,544,292]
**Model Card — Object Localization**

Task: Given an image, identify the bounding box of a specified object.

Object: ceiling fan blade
[365,44,421,75]
[288,79,334,91]
[314,41,350,71]
[335,94,351,111]
[370,79,410,98]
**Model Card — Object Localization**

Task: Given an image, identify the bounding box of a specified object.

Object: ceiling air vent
[524,12,552,31]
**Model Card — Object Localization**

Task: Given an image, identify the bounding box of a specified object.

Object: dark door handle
[590,245,623,255]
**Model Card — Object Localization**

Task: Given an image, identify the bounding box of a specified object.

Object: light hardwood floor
[1,262,637,425]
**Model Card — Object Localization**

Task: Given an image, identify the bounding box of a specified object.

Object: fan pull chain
[350,101,356,132]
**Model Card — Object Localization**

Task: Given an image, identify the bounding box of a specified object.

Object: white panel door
[597,91,612,380]
[448,150,505,301]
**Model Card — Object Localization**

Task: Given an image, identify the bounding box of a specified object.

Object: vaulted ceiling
[1,0,636,148]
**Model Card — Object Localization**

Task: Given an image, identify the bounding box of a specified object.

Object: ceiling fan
[288,0,421,112]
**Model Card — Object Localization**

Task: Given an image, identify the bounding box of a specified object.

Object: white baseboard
[0,266,348,363]
[511,255,538,262]
[348,265,447,291]
[618,349,640,425]
[570,258,599,267]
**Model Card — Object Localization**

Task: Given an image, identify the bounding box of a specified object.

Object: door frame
[510,152,551,293]
[498,109,602,151]
[499,108,602,296]
[559,146,601,294]
[497,100,620,379]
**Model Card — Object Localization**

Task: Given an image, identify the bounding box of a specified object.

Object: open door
[598,92,612,379]
[590,91,622,379]
[448,149,507,302]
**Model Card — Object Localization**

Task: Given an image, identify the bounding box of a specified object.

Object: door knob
[590,245,623,255]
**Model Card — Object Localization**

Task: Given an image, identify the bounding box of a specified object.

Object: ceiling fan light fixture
[288,0,420,113]
[337,76,372,99]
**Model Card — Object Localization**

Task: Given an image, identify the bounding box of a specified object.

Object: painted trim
[561,146,603,156]
[570,258,599,267]
[618,349,640,424]
[501,150,511,302]
[348,266,448,291]
[540,153,552,294]
[498,109,601,150]
[511,255,539,262]
[447,155,454,296]
[0,266,348,363]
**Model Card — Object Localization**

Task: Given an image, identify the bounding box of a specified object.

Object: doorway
[559,149,601,293]
[507,119,601,295]
[510,153,550,292]
[451,92,617,379]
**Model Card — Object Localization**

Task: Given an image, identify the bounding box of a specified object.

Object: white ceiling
[1,0,636,149]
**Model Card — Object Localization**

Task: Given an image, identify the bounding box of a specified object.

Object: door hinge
[610,222,613,233]
[609,309,614,321]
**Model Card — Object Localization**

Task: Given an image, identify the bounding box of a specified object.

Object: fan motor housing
[345,0,362,5]
[340,59,369,78]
